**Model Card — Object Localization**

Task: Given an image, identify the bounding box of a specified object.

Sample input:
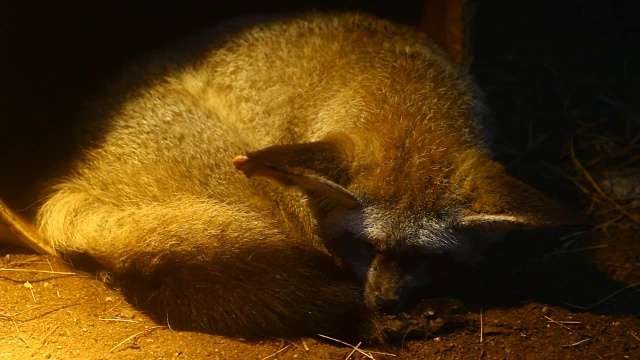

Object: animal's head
[234,132,586,313]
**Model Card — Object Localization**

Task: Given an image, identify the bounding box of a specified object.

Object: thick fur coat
[34,13,581,340]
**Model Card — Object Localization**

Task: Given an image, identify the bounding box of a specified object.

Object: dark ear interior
[233,133,360,219]
[242,132,354,186]
[459,157,590,233]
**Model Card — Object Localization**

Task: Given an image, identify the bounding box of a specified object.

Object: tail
[0,198,56,256]
[36,181,383,339]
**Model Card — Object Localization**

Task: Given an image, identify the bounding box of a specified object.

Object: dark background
[1,0,639,214]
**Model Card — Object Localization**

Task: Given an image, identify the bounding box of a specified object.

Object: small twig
[317,334,375,359]
[591,261,636,270]
[621,131,640,154]
[400,322,418,351]
[569,138,640,223]
[612,204,640,224]
[559,231,587,241]
[573,244,609,253]
[166,312,173,331]
[11,319,30,348]
[629,330,640,342]
[562,282,640,311]
[0,305,43,318]
[102,299,125,316]
[109,325,165,353]
[100,318,139,323]
[561,338,590,348]
[561,302,588,311]
[0,275,74,284]
[25,282,36,302]
[345,342,362,360]
[45,258,54,272]
[620,154,640,168]
[543,244,608,258]
[38,325,60,348]
[543,316,572,331]
[480,308,484,343]
[0,304,79,323]
[569,139,607,198]
[281,338,302,351]
[302,340,309,351]
[0,268,76,275]
[3,257,42,266]
[261,345,290,360]
[592,214,626,231]
[594,206,623,217]
[45,258,58,285]
[21,303,79,322]
[367,350,398,356]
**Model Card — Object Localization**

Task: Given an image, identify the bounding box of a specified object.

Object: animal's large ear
[233,133,360,219]
[457,157,589,242]
[421,0,471,66]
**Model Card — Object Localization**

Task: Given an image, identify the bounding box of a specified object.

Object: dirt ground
[1,228,639,359]
[1,1,639,359]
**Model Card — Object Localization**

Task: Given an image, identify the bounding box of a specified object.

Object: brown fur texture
[35,13,583,340]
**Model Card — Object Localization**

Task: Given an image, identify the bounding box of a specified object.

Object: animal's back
[38,12,484,257]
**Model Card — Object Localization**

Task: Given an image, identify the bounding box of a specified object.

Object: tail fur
[36,183,384,339]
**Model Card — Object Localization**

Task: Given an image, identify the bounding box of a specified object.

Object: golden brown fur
[34,13,582,340]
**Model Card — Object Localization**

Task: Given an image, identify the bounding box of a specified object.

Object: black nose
[375,295,399,313]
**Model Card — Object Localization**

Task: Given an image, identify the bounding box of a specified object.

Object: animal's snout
[375,295,399,313]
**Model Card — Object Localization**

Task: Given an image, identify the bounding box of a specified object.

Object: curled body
[35,13,581,340]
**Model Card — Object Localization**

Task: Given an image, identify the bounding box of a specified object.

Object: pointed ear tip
[232,155,249,166]
[232,155,255,177]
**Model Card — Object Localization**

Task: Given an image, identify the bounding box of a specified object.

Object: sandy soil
[1,227,639,359]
